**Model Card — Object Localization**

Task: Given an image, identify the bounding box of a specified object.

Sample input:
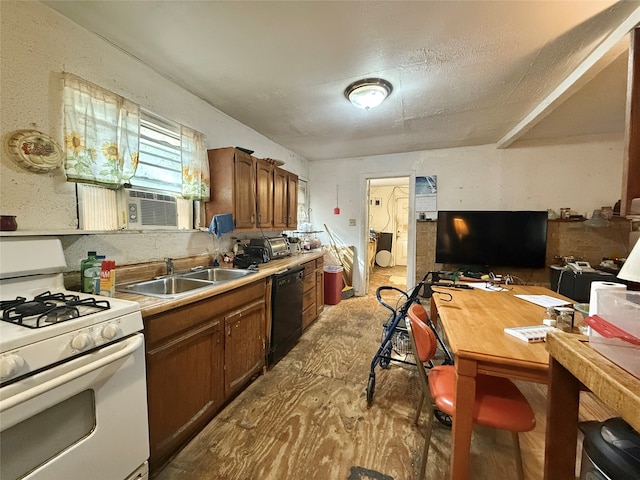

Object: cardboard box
[588,290,640,378]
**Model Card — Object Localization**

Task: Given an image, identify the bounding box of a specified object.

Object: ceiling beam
[497,6,640,149]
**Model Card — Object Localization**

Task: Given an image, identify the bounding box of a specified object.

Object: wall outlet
[349,219,356,226]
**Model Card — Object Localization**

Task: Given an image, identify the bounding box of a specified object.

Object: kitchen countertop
[115,250,325,317]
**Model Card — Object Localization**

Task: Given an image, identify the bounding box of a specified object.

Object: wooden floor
[155,265,614,480]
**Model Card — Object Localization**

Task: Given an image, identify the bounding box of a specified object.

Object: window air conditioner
[126,190,178,230]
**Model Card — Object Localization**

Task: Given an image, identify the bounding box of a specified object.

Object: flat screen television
[435,210,548,269]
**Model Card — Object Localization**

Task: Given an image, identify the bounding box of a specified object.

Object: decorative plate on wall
[5,129,64,173]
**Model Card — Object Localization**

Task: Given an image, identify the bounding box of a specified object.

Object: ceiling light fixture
[344,78,393,110]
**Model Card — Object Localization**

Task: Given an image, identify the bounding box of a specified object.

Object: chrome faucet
[164,258,174,275]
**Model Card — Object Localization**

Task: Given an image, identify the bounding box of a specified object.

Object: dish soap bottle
[81,251,98,293]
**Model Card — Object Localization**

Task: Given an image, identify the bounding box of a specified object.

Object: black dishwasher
[269,265,304,367]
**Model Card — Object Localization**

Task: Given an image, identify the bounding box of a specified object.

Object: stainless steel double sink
[117,268,256,298]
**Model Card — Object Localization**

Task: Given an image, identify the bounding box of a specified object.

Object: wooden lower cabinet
[224,298,266,397]
[316,268,324,317]
[302,257,324,329]
[146,321,224,473]
[144,280,266,474]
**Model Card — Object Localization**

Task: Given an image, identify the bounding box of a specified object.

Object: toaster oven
[249,237,291,260]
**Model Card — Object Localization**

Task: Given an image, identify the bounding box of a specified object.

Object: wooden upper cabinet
[255,158,274,228]
[273,167,288,229]
[234,151,257,228]
[205,147,256,229]
[287,172,298,230]
[205,147,297,231]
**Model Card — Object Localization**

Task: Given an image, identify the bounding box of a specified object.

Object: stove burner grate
[0,291,111,329]
[66,297,111,310]
[35,292,79,303]
[0,297,26,311]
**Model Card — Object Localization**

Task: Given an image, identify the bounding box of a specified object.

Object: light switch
[349,219,356,226]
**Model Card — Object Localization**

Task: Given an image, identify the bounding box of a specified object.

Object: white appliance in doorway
[0,237,149,480]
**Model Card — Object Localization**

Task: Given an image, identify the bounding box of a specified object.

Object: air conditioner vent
[127,190,178,229]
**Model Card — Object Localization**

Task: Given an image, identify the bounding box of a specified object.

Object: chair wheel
[366,376,375,406]
[435,409,452,428]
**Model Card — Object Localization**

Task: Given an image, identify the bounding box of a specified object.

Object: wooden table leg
[450,357,476,480]
[543,356,580,480]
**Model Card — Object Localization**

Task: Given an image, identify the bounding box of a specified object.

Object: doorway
[366,177,410,294]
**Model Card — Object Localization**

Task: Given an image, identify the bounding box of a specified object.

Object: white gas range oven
[0,237,149,480]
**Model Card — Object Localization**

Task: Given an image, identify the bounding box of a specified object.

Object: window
[76,112,201,231]
[133,112,182,193]
[64,73,209,231]
[297,179,309,224]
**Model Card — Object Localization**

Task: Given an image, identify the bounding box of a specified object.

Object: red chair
[406,303,536,480]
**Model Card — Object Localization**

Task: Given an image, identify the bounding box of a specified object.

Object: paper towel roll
[589,281,626,316]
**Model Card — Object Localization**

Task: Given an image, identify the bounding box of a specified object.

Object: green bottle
[92,255,106,294]
[81,251,98,293]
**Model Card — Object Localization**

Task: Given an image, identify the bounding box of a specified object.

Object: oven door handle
[0,335,143,411]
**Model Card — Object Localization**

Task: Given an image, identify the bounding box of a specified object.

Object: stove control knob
[71,332,93,351]
[0,354,25,379]
[101,323,121,340]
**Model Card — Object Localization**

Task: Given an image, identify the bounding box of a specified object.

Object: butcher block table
[543,331,640,480]
[430,285,574,480]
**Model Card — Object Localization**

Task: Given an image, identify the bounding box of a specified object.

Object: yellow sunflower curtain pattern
[181,127,210,201]
[63,73,140,189]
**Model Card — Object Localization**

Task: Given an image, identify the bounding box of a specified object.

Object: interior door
[394,196,409,266]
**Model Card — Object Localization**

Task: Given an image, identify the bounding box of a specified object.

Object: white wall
[0,1,308,270]
[310,138,625,293]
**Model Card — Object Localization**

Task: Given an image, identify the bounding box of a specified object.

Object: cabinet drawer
[303,260,315,276]
[302,287,315,310]
[303,272,315,292]
[315,258,324,270]
[302,304,316,329]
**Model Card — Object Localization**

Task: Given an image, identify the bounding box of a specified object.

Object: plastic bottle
[92,255,106,295]
[82,254,105,294]
[81,251,98,293]
[99,260,116,297]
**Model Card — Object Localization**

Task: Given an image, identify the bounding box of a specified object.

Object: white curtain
[181,126,210,201]
[63,73,140,189]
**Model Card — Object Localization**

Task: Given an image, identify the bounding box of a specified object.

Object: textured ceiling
[44,1,639,161]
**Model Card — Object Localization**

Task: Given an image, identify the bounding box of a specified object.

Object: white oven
[0,238,149,480]
[1,334,148,479]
